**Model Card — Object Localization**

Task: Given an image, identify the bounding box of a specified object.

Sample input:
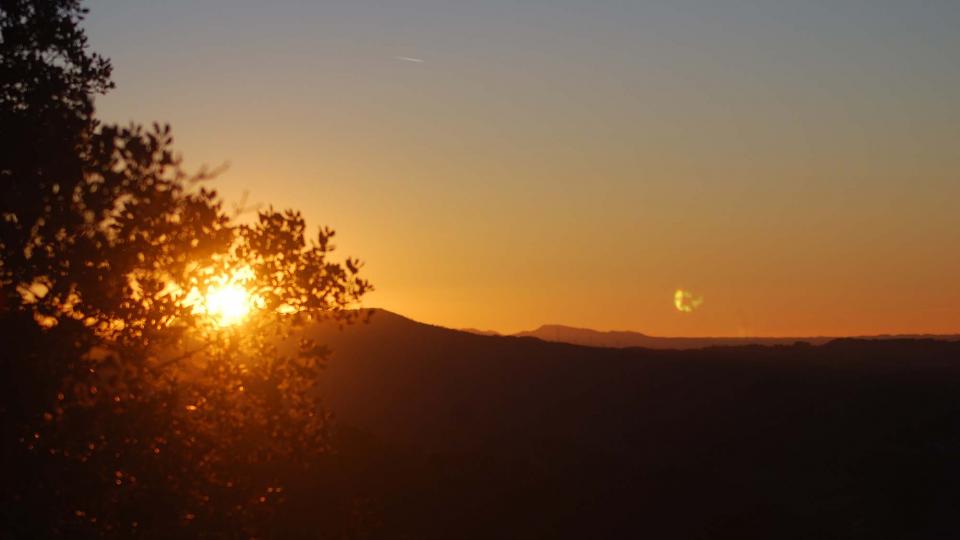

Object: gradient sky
[84,0,960,336]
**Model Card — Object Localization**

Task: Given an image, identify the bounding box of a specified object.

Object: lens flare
[674,289,704,313]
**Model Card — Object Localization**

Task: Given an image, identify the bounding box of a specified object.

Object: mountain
[515,323,960,349]
[302,310,960,539]
[514,323,833,348]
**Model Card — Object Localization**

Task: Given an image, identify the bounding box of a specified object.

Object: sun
[204,282,253,327]
[182,266,263,327]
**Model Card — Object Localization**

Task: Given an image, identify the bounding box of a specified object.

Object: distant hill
[514,323,959,349]
[513,323,831,348]
[302,309,960,539]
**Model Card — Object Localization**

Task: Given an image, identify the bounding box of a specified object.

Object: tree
[1,1,371,536]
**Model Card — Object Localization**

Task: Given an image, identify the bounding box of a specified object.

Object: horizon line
[353,307,960,341]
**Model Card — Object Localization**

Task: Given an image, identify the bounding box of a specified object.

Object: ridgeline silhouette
[511,323,959,349]
[309,310,960,539]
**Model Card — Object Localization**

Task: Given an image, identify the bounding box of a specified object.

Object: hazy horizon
[85,0,960,337]
[364,307,960,340]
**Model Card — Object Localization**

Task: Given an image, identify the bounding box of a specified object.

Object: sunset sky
[85,1,959,337]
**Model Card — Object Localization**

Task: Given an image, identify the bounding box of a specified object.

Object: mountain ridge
[300,308,960,538]
[435,311,960,349]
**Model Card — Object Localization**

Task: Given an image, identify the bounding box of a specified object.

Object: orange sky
[86,1,960,336]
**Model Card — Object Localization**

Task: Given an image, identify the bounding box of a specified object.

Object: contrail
[395,56,425,63]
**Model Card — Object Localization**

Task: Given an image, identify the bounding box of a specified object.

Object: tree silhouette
[1,1,371,536]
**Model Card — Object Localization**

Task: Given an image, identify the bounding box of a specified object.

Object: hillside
[514,323,960,349]
[301,310,960,539]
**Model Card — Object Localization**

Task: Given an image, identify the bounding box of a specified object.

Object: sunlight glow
[205,283,253,327]
[185,267,263,327]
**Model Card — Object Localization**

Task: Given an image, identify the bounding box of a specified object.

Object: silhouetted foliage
[1,1,370,536]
